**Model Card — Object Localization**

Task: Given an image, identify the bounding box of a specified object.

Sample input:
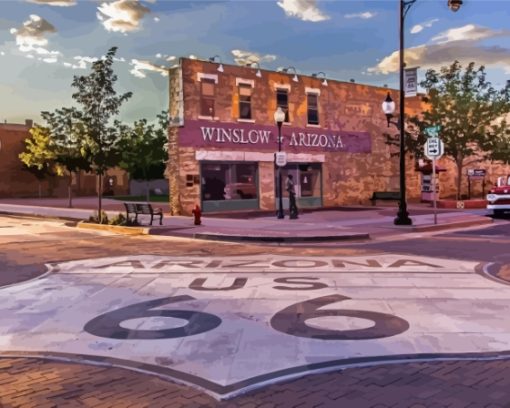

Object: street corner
[0,253,509,399]
[481,260,510,286]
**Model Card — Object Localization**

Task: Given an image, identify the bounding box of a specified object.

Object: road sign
[424,126,441,138]
[425,138,443,159]
[275,152,287,167]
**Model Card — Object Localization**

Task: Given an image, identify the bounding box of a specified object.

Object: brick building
[0,120,129,198]
[166,58,433,215]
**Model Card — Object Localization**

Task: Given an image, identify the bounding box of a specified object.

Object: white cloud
[231,49,277,66]
[10,15,56,52]
[155,53,176,62]
[154,16,160,22]
[344,11,376,19]
[41,56,58,63]
[73,55,98,69]
[27,0,76,6]
[431,24,505,44]
[130,59,168,78]
[97,0,151,33]
[410,18,439,34]
[0,52,5,56]
[276,0,329,22]
[368,25,510,75]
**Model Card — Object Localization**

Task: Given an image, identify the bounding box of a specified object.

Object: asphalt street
[1,214,510,408]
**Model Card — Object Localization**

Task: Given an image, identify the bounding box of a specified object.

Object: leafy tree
[393,61,510,199]
[41,107,91,208]
[71,46,132,221]
[119,111,169,202]
[19,125,59,198]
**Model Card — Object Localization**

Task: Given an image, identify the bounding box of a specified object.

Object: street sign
[404,68,418,97]
[424,126,441,138]
[425,138,443,160]
[275,152,287,167]
[467,169,486,177]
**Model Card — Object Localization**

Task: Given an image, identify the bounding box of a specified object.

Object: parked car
[486,175,510,216]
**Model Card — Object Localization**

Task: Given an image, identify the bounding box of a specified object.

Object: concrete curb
[411,217,493,232]
[76,221,150,235]
[179,232,371,243]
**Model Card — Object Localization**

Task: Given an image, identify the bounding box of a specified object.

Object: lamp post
[274,107,285,219]
[384,0,463,226]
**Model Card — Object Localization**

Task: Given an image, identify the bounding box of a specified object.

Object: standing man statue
[286,174,299,219]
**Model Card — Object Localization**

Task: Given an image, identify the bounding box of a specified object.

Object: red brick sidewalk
[1,357,509,407]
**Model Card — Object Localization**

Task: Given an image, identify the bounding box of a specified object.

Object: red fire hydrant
[192,204,202,225]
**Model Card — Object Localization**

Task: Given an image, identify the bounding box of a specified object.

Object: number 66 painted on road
[84,294,409,341]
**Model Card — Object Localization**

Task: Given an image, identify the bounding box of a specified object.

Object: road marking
[1,254,507,398]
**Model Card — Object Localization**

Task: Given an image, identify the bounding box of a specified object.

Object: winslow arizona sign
[0,254,508,399]
[178,119,372,153]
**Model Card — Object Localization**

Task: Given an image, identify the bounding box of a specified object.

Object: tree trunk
[98,173,103,223]
[68,171,73,208]
[146,180,150,203]
[456,160,463,201]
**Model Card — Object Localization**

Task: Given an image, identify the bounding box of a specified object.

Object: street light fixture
[384,0,462,226]
[312,71,328,86]
[247,61,262,78]
[208,55,224,72]
[274,107,286,219]
[282,66,299,82]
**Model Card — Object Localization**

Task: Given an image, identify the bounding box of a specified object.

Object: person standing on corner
[286,174,299,219]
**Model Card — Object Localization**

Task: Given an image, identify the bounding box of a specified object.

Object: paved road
[1,215,510,407]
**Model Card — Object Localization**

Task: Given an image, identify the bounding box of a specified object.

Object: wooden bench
[370,191,401,205]
[124,202,163,225]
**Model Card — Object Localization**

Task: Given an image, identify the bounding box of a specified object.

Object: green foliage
[391,61,510,198]
[119,111,169,180]
[109,213,126,225]
[71,46,132,176]
[88,210,109,224]
[19,125,59,179]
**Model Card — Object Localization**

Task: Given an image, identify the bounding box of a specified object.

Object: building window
[307,93,319,125]
[239,84,252,119]
[201,162,258,201]
[276,89,289,122]
[200,78,215,117]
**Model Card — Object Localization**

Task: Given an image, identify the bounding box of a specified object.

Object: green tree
[119,111,169,202]
[19,125,59,198]
[396,61,510,199]
[71,46,132,221]
[41,107,91,208]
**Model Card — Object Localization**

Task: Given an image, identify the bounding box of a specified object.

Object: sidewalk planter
[77,221,150,235]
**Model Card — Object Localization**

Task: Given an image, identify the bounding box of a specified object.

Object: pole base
[394,214,412,225]
[276,211,285,219]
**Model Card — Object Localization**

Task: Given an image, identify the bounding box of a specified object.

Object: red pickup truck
[486,175,510,216]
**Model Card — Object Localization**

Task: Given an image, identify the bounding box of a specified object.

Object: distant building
[0,120,129,198]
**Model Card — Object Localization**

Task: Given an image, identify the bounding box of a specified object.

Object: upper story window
[239,84,252,120]
[276,89,289,122]
[307,93,319,125]
[200,78,216,117]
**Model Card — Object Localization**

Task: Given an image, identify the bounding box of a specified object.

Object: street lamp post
[384,0,463,226]
[274,107,285,219]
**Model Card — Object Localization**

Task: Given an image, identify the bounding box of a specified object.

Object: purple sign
[178,120,371,153]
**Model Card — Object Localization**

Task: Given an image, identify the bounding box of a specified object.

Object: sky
[1,0,510,125]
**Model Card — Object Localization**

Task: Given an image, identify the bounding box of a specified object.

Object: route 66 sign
[275,151,287,167]
[0,254,498,399]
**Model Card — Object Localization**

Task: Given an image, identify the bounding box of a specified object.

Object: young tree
[19,125,59,198]
[404,61,510,199]
[71,46,132,221]
[119,111,169,202]
[41,107,90,208]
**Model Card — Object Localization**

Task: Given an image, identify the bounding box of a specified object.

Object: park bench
[124,202,163,225]
[370,191,401,206]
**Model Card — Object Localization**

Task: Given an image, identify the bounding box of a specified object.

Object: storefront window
[201,162,258,201]
[276,163,322,207]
